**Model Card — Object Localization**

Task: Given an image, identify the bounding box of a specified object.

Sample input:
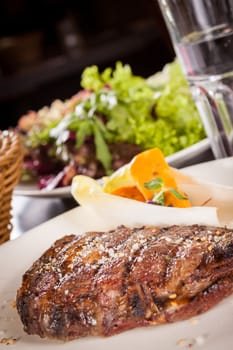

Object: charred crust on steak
[16,224,233,341]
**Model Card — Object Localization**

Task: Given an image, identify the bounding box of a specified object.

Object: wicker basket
[0,130,23,244]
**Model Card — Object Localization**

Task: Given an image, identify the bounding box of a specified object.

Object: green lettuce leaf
[25,60,205,174]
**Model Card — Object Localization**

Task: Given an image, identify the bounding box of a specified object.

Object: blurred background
[0,0,175,130]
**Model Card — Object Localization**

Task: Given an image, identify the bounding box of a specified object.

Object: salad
[18,60,205,190]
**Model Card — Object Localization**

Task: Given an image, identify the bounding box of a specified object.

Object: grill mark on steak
[16,224,233,341]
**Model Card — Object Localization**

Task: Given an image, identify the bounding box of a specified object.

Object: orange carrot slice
[164,190,191,208]
[130,148,172,200]
[110,186,145,202]
[129,148,191,207]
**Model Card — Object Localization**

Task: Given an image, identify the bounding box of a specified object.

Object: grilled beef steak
[16,225,233,341]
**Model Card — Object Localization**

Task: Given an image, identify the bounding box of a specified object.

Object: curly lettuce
[26,60,205,174]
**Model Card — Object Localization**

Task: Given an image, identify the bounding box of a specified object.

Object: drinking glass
[157,0,233,158]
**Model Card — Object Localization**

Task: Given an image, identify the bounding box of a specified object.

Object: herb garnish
[144,177,188,206]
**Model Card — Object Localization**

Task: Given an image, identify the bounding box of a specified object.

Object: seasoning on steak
[16,225,233,341]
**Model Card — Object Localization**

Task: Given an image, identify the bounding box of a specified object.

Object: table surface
[11,196,77,240]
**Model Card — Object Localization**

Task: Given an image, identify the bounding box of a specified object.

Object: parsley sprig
[144,177,188,206]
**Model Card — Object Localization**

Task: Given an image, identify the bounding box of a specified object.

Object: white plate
[14,139,212,198]
[14,182,72,198]
[1,158,233,349]
[181,156,233,187]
